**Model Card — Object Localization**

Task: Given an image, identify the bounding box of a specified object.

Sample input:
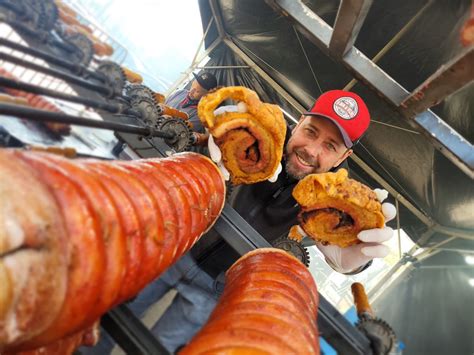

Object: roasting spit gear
[271,235,310,267]
[33,0,58,31]
[356,315,396,355]
[0,0,41,31]
[125,84,156,103]
[158,118,194,152]
[96,60,127,97]
[61,32,94,67]
[130,96,161,124]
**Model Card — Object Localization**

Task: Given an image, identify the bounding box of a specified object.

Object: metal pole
[367,229,436,299]
[0,103,174,139]
[190,17,215,68]
[195,65,251,69]
[400,47,474,117]
[165,37,222,96]
[0,52,112,96]
[412,236,457,260]
[224,37,306,113]
[329,0,373,57]
[343,0,433,91]
[209,0,227,39]
[0,37,106,81]
[0,76,128,114]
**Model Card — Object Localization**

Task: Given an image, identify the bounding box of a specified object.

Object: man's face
[188,80,208,100]
[285,115,353,179]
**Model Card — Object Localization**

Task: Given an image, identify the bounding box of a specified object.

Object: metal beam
[367,229,435,298]
[400,47,474,117]
[418,265,474,269]
[431,224,474,241]
[265,0,474,179]
[209,0,227,39]
[213,204,272,254]
[343,0,434,91]
[165,37,222,96]
[413,236,457,260]
[329,0,373,57]
[223,37,306,113]
[196,65,251,69]
[411,110,474,179]
[102,305,170,355]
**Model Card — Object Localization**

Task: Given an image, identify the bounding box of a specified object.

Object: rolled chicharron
[198,86,287,185]
[293,169,385,247]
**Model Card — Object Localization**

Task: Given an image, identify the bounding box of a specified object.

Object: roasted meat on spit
[180,248,320,355]
[0,149,225,353]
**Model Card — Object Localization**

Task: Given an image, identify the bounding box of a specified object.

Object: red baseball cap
[304,90,370,148]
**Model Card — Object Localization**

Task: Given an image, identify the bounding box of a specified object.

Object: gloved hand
[313,189,397,274]
[207,103,282,183]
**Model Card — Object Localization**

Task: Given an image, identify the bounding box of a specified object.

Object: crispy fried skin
[293,169,385,247]
[180,248,320,355]
[0,152,68,348]
[198,86,286,185]
[1,150,225,353]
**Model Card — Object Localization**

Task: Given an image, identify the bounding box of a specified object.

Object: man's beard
[284,150,319,180]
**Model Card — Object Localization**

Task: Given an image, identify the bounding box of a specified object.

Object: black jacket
[191,127,349,277]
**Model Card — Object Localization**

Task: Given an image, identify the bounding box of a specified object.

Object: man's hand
[207,104,283,183]
[315,189,397,274]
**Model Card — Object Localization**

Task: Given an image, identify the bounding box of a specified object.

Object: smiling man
[122,90,395,354]
[285,90,369,178]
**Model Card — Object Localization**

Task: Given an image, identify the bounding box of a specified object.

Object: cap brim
[303,111,353,148]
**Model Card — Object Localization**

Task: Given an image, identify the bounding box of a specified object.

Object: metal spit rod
[0,51,112,96]
[0,103,174,139]
[0,37,106,81]
[0,16,76,53]
[0,76,139,116]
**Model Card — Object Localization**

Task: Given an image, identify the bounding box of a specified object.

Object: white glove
[207,103,283,183]
[314,188,397,274]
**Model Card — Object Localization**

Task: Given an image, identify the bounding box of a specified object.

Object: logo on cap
[333,97,358,120]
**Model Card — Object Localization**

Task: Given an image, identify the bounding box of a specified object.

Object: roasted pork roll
[0,149,225,353]
[293,169,385,247]
[8,322,100,355]
[180,248,320,355]
[198,86,286,185]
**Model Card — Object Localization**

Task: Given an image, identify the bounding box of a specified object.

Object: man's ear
[333,149,353,168]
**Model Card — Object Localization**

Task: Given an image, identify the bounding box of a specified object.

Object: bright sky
[78,0,205,91]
